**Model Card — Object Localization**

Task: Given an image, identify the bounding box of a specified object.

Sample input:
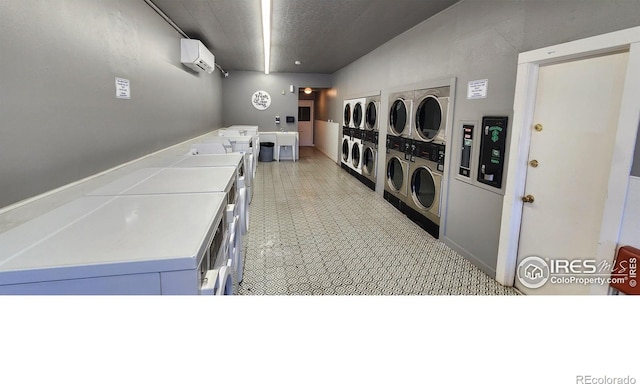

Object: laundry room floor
[238,147,519,295]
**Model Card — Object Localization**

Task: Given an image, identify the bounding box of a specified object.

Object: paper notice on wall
[115,77,131,99]
[467,79,488,99]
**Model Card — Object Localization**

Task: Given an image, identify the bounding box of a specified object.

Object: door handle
[522,195,535,203]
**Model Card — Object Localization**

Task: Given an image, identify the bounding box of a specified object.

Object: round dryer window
[351,143,361,168]
[415,96,442,141]
[342,139,350,162]
[366,101,377,129]
[387,157,404,191]
[353,102,363,128]
[363,147,375,175]
[411,167,436,209]
[344,104,351,127]
[389,99,408,135]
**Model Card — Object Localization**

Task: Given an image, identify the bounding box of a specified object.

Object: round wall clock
[251,90,271,110]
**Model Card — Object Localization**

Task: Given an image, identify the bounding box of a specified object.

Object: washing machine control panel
[386,135,405,154]
[363,130,379,146]
[412,141,441,160]
[437,146,445,172]
[408,140,446,172]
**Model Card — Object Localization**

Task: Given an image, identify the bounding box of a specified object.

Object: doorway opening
[297,87,332,147]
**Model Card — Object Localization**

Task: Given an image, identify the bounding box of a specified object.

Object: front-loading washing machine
[343,99,353,128]
[365,95,380,131]
[350,128,364,175]
[405,140,445,238]
[413,86,450,145]
[360,129,378,191]
[388,91,414,138]
[384,135,410,212]
[351,98,367,130]
[341,126,352,172]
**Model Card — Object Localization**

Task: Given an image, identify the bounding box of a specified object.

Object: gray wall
[330,0,640,277]
[222,71,332,132]
[315,89,337,123]
[0,0,223,208]
[299,88,335,126]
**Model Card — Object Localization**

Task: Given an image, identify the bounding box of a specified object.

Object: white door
[514,51,629,295]
[298,100,314,146]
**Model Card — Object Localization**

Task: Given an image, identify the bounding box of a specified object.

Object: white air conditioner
[181,38,215,74]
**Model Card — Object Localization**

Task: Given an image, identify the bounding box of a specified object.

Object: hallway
[238,147,519,295]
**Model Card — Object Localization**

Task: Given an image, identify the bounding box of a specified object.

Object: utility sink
[275,132,298,161]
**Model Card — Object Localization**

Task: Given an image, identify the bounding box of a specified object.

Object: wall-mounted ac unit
[180,38,215,74]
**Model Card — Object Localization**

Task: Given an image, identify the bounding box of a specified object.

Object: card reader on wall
[477,116,508,189]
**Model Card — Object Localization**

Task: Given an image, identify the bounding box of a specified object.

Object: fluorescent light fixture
[261,0,271,74]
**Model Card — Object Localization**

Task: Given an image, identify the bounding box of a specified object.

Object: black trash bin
[259,142,274,162]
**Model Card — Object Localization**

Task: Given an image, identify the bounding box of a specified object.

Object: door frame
[496,26,640,289]
[298,99,314,146]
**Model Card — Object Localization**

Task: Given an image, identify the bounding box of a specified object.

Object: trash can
[259,142,274,162]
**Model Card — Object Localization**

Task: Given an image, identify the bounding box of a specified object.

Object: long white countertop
[0,193,226,285]
[87,167,237,196]
[170,153,244,168]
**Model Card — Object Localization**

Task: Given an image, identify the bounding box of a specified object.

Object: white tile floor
[238,147,519,295]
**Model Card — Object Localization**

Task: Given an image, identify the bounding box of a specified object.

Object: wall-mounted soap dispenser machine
[477,116,508,189]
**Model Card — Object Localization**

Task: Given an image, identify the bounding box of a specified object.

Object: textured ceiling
[151,0,459,74]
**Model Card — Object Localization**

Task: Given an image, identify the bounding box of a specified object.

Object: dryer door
[351,143,361,168]
[386,156,405,192]
[415,96,447,142]
[342,137,350,162]
[411,166,437,210]
[389,99,408,136]
[353,101,364,128]
[366,101,377,130]
[343,104,351,127]
[363,147,376,176]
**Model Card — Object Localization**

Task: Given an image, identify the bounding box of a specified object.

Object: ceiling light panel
[261,0,271,74]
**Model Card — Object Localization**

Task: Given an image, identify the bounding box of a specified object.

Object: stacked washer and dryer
[349,98,366,176]
[341,96,381,190]
[384,90,414,211]
[384,86,450,238]
[341,99,353,172]
[359,96,380,190]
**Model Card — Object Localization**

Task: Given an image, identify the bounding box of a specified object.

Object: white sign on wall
[115,77,131,99]
[251,90,271,110]
[467,79,488,99]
